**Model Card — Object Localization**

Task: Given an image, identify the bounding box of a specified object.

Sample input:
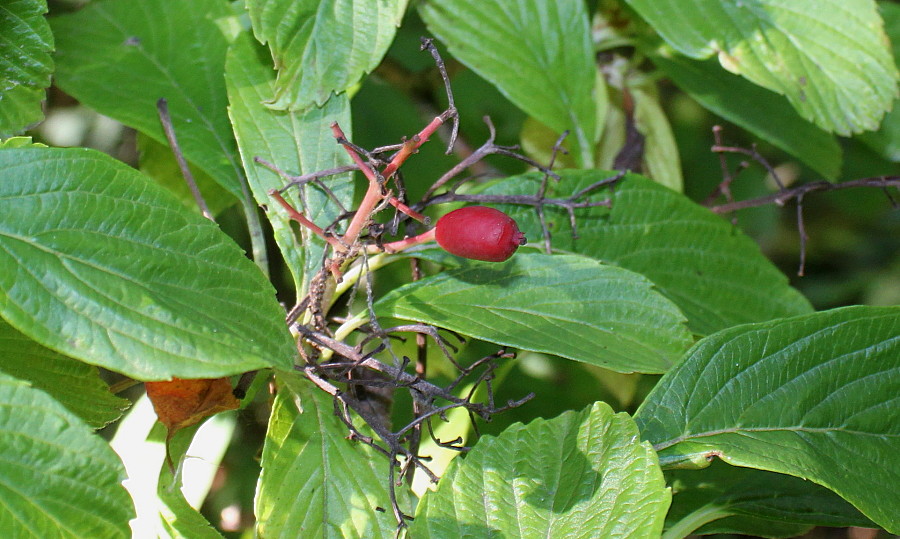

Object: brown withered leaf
[145,377,240,434]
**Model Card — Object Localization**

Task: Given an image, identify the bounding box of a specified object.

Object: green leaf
[226,31,354,293]
[247,0,408,111]
[626,0,899,135]
[0,136,46,148]
[255,373,402,538]
[0,318,128,429]
[665,460,875,537]
[420,0,600,166]
[0,0,53,136]
[51,0,246,197]
[480,171,813,335]
[410,402,670,538]
[651,54,842,179]
[635,306,900,533]
[157,426,224,539]
[0,371,134,537]
[0,148,295,380]
[859,1,900,162]
[633,86,683,192]
[377,252,692,374]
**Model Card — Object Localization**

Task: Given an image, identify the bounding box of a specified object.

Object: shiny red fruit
[435,206,527,262]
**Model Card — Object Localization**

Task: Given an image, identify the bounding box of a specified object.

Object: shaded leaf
[665,460,875,536]
[858,1,900,162]
[0,148,295,380]
[226,31,354,293]
[410,402,670,538]
[0,317,128,428]
[0,371,134,537]
[626,0,899,135]
[0,0,53,135]
[635,306,900,533]
[377,252,692,374]
[480,171,813,335]
[255,373,402,538]
[247,0,408,110]
[51,0,245,196]
[420,0,600,166]
[651,54,842,179]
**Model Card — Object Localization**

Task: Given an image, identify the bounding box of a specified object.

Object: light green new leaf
[859,1,900,162]
[247,0,408,110]
[0,371,134,537]
[51,0,245,197]
[626,0,899,135]
[665,460,875,537]
[633,86,683,192]
[635,306,900,533]
[411,402,670,538]
[0,318,128,429]
[0,0,53,136]
[480,171,813,335]
[255,373,402,538]
[0,148,295,380]
[377,252,692,374]
[226,32,354,293]
[420,0,600,166]
[651,54,842,179]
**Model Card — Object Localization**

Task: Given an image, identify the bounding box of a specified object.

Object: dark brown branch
[710,176,900,214]
[157,98,213,221]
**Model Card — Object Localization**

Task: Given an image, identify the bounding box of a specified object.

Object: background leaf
[136,133,237,217]
[226,31,354,293]
[0,371,134,537]
[626,0,899,135]
[481,172,813,335]
[51,0,245,197]
[246,0,408,111]
[0,148,295,380]
[635,306,900,533]
[665,460,875,537]
[377,252,692,374]
[0,318,128,429]
[651,54,842,179]
[410,402,670,538]
[0,0,53,136]
[255,373,402,538]
[420,0,600,165]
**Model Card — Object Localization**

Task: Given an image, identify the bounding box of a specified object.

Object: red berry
[435,206,527,262]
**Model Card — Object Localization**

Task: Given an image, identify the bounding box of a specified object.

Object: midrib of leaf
[654,425,899,453]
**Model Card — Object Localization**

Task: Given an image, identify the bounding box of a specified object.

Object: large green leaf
[0,318,128,429]
[247,0,407,111]
[0,148,295,380]
[410,402,670,538]
[625,0,898,135]
[420,0,600,166]
[226,32,354,293]
[480,171,813,335]
[651,54,842,179]
[377,252,692,374]
[635,306,900,533]
[0,0,52,136]
[255,373,402,538]
[51,0,245,197]
[665,460,875,537]
[0,371,134,537]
